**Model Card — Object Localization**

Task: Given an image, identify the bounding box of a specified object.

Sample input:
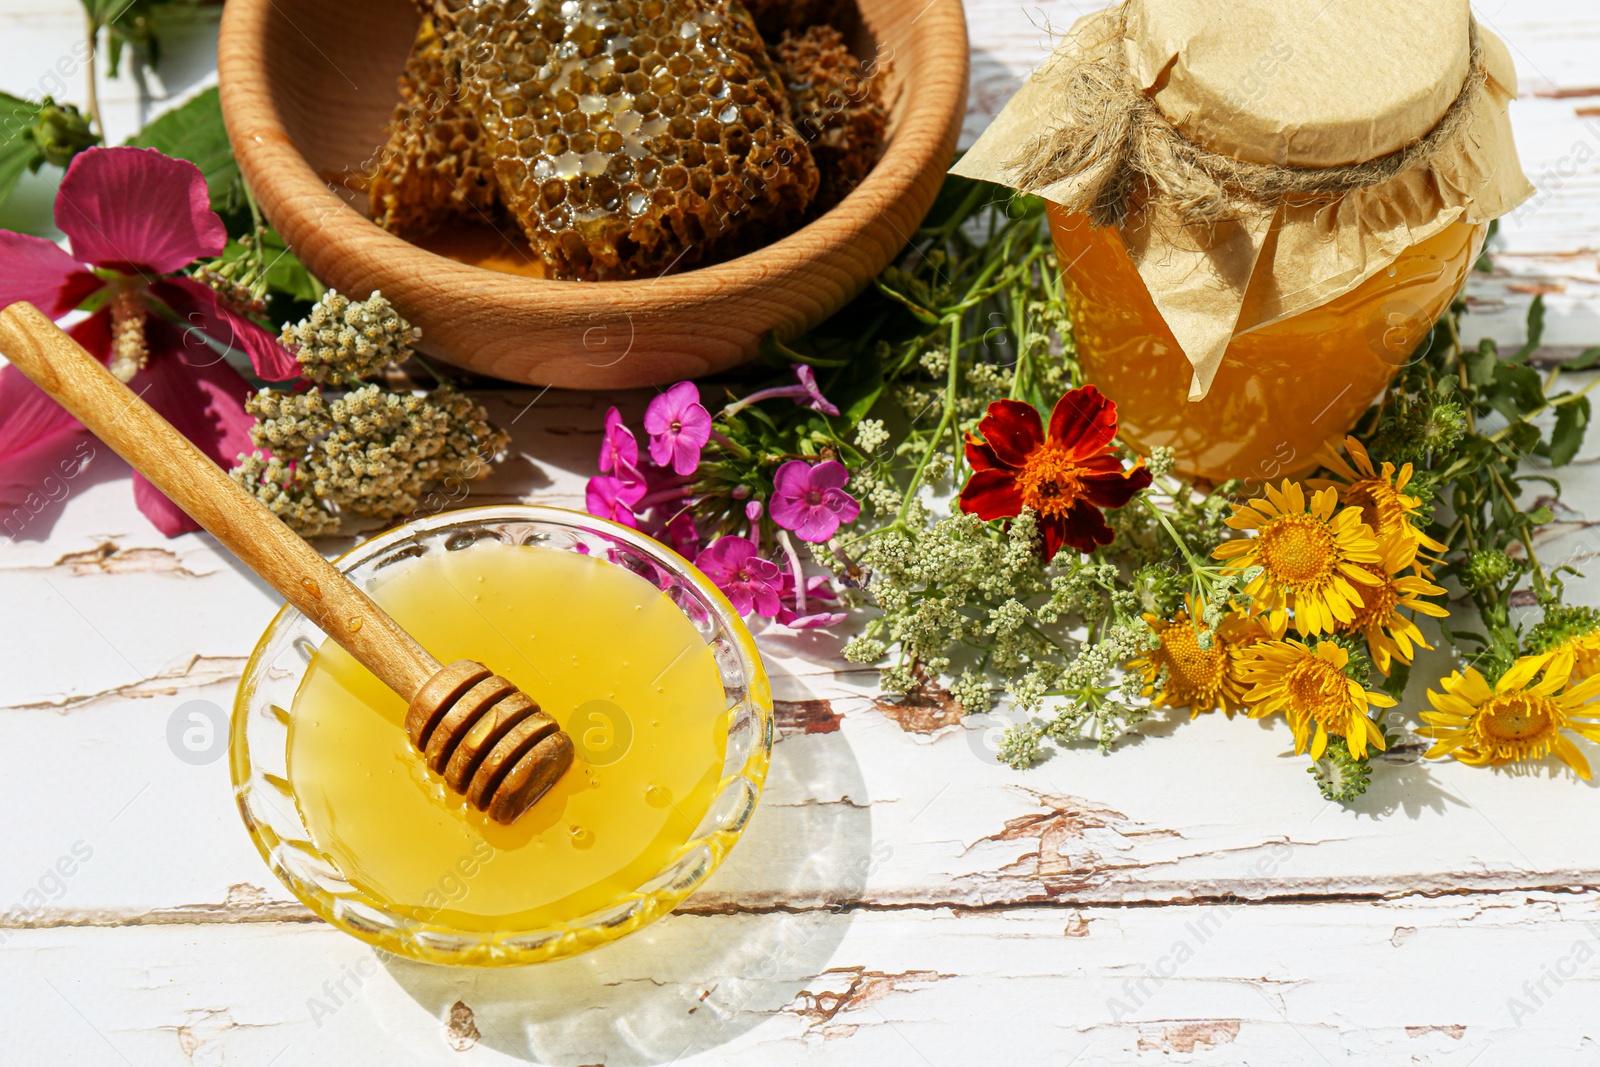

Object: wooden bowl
[216,0,967,388]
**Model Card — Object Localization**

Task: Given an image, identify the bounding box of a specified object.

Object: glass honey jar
[954,0,1533,480]
[1048,205,1487,482]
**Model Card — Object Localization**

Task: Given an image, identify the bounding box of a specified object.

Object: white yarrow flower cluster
[281,290,422,384]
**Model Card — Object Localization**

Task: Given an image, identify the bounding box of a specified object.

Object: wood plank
[6,894,1600,1064]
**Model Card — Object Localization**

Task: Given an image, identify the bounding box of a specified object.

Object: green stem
[1140,495,1215,595]
[895,313,964,525]
[84,13,105,139]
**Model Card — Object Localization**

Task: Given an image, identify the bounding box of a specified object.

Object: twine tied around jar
[1007,8,1490,229]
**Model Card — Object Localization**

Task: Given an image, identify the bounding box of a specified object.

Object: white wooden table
[3,2,1600,1063]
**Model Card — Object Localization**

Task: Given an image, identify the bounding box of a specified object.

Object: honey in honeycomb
[775,25,886,213]
[450,0,820,279]
[369,16,501,236]
[369,0,886,279]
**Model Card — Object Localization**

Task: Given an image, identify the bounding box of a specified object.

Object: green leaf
[126,88,240,213]
[1527,505,1555,525]
[1381,660,1411,700]
[1489,362,1544,419]
[1465,337,1497,387]
[1567,346,1600,371]
[0,91,47,211]
[1549,395,1590,467]
[1512,294,1545,364]
[872,278,942,325]
[87,0,208,81]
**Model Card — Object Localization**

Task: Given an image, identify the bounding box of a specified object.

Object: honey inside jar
[1048,204,1486,482]
[287,541,729,931]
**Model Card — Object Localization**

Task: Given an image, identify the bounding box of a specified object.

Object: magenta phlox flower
[694,535,782,617]
[769,459,861,542]
[643,381,711,475]
[722,364,840,419]
[586,470,646,528]
[598,406,640,475]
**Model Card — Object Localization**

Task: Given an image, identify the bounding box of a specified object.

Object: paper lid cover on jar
[953,0,1534,400]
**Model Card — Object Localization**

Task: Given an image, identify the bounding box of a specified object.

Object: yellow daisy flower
[1239,639,1394,759]
[1314,435,1446,558]
[1342,529,1450,675]
[1127,598,1266,718]
[1421,652,1600,779]
[1212,480,1383,637]
[1548,629,1600,684]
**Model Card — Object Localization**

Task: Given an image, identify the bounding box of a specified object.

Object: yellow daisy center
[1346,479,1403,537]
[1017,444,1087,519]
[1256,514,1337,587]
[1157,623,1229,701]
[1348,562,1398,630]
[1285,657,1353,731]
[1472,692,1561,759]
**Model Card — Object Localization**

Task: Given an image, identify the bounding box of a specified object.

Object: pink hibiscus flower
[769,459,861,543]
[0,146,298,536]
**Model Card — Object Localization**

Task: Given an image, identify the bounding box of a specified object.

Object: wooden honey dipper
[0,301,573,823]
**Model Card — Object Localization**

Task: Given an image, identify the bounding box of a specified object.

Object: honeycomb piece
[741,0,843,40]
[775,24,887,213]
[432,0,820,280]
[369,16,501,236]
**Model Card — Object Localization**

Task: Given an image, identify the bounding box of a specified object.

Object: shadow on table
[383,660,872,1064]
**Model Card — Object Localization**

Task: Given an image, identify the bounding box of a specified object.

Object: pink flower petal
[126,336,259,536]
[643,381,701,434]
[0,425,99,540]
[586,474,643,528]
[663,511,699,558]
[0,362,84,462]
[55,147,226,276]
[131,474,198,537]
[793,365,840,416]
[643,381,711,476]
[599,406,639,474]
[789,503,839,543]
[153,278,301,381]
[775,607,847,629]
[807,459,850,492]
[0,231,100,317]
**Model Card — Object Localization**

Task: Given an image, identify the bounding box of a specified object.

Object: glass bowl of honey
[230,505,773,966]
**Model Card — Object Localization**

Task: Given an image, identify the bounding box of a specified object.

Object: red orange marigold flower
[958,385,1152,558]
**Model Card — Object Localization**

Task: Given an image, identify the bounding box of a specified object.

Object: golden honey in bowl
[287,540,729,931]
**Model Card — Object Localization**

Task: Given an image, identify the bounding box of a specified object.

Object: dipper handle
[0,300,440,699]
